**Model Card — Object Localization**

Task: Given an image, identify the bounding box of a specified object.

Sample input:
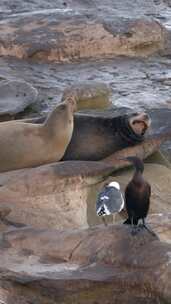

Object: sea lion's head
[129,112,151,137]
[64,96,77,113]
[119,112,151,144]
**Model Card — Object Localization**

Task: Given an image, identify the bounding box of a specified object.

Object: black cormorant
[122,156,155,236]
[96,181,124,226]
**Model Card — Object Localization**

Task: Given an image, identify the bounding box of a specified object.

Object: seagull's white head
[108,181,120,190]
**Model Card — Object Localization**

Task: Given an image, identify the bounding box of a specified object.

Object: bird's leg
[141,218,157,237]
[138,219,144,229]
[102,216,107,227]
[112,213,116,224]
[131,217,138,236]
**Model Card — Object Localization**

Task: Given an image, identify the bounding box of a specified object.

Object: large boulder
[0,161,115,230]
[0,80,38,116]
[0,216,170,304]
[61,81,112,110]
[0,12,165,62]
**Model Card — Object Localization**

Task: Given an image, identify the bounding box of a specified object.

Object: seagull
[96,181,124,226]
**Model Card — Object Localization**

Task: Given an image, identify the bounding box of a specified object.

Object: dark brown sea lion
[0,97,76,172]
[63,112,151,161]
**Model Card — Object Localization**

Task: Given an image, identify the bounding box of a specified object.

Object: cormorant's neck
[133,169,144,183]
[132,158,144,173]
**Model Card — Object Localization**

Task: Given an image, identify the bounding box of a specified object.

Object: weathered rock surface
[62,81,112,110]
[148,213,171,243]
[0,161,115,229]
[0,0,165,18]
[0,80,38,116]
[0,13,165,62]
[0,217,170,304]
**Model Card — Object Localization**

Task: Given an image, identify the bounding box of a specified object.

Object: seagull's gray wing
[96,187,109,212]
[105,187,124,213]
[96,186,124,214]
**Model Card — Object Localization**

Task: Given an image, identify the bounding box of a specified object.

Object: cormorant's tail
[123,218,131,225]
[123,218,138,225]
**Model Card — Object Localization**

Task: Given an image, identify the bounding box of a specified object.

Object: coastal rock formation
[0,13,165,62]
[61,81,112,110]
[0,217,170,304]
[0,80,38,116]
[0,161,114,229]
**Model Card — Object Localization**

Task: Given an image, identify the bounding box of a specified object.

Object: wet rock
[0,13,165,62]
[0,80,38,116]
[61,81,112,110]
[0,0,163,18]
[0,56,171,116]
[0,219,170,304]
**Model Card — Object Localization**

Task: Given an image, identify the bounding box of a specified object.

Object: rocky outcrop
[0,80,38,116]
[148,213,171,243]
[61,81,112,110]
[0,161,115,229]
[0,216,170,304]
[0,13,165,62]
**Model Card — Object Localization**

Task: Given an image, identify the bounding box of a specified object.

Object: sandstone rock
[0,161,115,230]
[148,213,171,243]
[0,218,170,303]
[0,13,165,62]
[0,80,38,115]
[61,81,112,110]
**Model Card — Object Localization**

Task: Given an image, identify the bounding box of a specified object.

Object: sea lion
[0,97,76,172]
[63,112,151,161]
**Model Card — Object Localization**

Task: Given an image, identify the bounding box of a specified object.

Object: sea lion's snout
[64,96,77,113]
[129,112,151,136]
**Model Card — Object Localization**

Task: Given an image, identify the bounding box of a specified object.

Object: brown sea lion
[0,97,76,172]
[19,110,151,162]
[63,112,151,161]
